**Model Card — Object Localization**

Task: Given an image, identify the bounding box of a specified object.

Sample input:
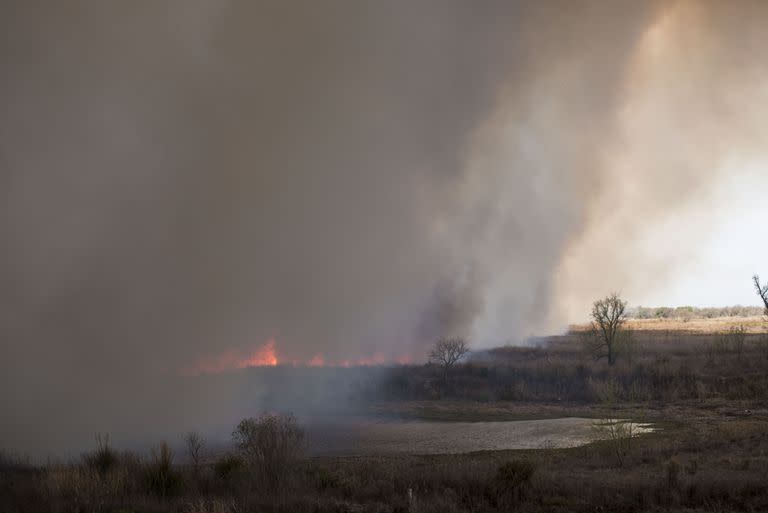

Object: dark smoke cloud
[3,0,766,457]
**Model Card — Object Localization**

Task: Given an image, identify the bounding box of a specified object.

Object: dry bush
[213,453,246,493]
[592,419,635,467]
[494,460,536,501]
[232,413,304,491]
[664,457,681,490]
[45,455,143,504]
[45,465,102,500]
[184,498,238,513]
[81,433,118,476]
[0,451,31,472]
[145,441,182,497]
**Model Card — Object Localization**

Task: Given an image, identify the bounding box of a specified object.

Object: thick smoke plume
[3,0,768,457]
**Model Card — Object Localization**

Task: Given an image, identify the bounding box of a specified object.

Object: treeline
[627,305,764,320]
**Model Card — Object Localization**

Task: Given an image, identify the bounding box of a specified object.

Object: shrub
[185,499,238,513]
[593,419,635,467]
[494,460,536,505]
[587,377,621,404]
[308,464,341,491]
[82,433,118,476]
[214,454,245,482]
[144,441,182,497]
[0,451,31,472]
[665,458,681,489]
[495,460,536,489]
[232,413,304,490]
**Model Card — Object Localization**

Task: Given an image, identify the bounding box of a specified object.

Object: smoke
[555,0,768,320]
[2,0,768,457]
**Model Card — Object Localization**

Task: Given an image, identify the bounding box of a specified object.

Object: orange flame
[184,339,414,375]
[237,339,278,368]
[395,354,413,365]
[308,354,325,367]
[184,339,278,375]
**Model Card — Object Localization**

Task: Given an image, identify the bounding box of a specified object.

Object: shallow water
[306,417,654,456]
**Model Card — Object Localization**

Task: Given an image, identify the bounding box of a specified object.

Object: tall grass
[4,328,768,512]
[81,433,118,475]
[379,329,768,403]
[145,441,182,497]
[5,413,768,512]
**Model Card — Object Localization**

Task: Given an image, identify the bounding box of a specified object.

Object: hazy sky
[550,0,768,323]
[2,0,768,458]
[641,165,768,308]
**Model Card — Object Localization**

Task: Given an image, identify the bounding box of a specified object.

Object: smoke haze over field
[3,0,768,456]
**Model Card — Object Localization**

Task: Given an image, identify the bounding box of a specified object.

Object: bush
[308,464,341,491]
[0,451,31,472]
[214,454,245,482]
[144,441,182,497]
[495,460,536,489]
[665,458,681,489]
[82,433,118,476]
[593,419,635,467]
[232,413,304,490]
[494,460,536,505]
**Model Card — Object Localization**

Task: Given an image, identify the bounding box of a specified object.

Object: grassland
[3,317,768,512]
[603,315,767,333]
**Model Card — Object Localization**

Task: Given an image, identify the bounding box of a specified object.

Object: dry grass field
[3,316,768,512]
[581,315,768,334]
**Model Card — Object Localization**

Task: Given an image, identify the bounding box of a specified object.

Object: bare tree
[584,293,627,365]
[429,337,469,382]
[184,431,204,474]
[754,275,768,316]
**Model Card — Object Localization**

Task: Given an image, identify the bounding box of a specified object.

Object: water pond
[306,417,654,456]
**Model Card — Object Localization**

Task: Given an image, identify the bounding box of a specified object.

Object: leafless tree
[753,275,768,316]
[429,337,469,382]
[184,431,204,474]
[584,293,627,365]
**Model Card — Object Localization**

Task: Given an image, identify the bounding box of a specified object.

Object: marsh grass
[5,419,768,513]
[380,328,768,404]
[5,325,768,512]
